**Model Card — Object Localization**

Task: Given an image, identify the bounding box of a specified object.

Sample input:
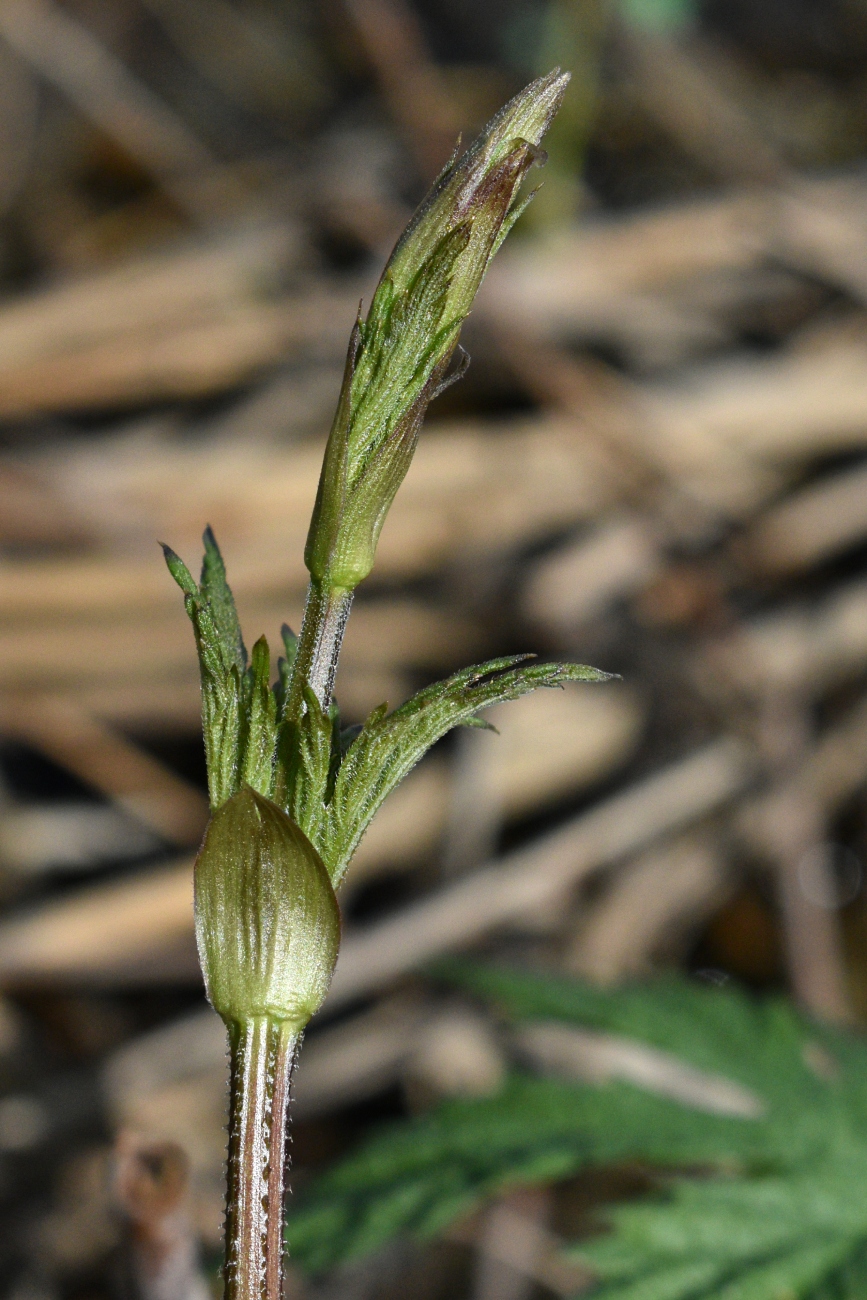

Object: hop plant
[164,69,611,1300]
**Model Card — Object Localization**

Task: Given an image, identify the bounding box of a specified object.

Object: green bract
[304,68,570,593]
[195,787,340,1028]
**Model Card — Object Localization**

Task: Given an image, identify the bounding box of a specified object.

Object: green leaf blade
[240,635,278,797]
[287,685,334,845]
[200,524,247,674]
[283,970,867,1288]
[164,532,259,809]
[162,543,198,597]
[319,657,612,883]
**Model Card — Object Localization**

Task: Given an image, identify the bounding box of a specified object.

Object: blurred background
[4,0,867,1295]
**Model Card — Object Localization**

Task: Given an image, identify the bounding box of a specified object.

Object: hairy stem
[224,1018,300,1300]
[287,578,354,716]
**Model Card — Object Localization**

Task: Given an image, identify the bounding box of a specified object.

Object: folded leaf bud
[305,69,570,593]
[195,786,340,1029]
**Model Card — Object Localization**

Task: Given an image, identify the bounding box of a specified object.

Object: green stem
[287,578,353,717]
[224,1018,300,1300]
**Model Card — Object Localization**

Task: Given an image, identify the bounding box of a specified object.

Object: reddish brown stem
[224,1018,300,1300]
[266,1028,298,1299]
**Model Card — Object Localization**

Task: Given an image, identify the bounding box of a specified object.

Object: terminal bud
[304,69,570,593]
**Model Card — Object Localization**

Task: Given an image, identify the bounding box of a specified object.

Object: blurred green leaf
[621,0,698,34]
[285,967,867,1297]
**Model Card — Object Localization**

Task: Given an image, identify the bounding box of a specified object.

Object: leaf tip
[161,542,198,597]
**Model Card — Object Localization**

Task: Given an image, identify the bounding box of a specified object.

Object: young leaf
[163,539,245,809]
[240,635,277,797]
[200,524,247,674]
[274,683,334,848]
[161,544,197,598]
[315,656,612,884]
